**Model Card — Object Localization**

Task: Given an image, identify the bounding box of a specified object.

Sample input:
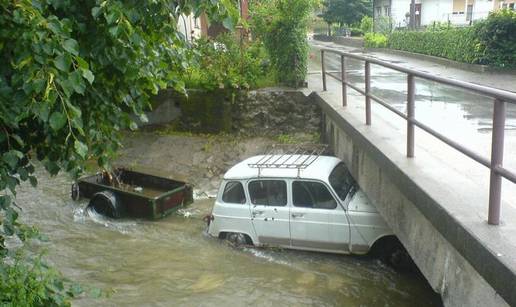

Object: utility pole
[410,0,416,29]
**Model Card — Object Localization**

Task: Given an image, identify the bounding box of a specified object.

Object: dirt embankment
[117,132,318,198]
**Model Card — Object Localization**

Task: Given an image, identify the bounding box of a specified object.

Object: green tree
[0,0,237,305]
[320,0,372,35]
[251,0,317,87]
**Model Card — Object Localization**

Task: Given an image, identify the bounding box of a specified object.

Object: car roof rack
[248,144,329,177]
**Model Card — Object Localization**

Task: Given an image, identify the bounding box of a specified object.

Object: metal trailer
[72,168,193,219]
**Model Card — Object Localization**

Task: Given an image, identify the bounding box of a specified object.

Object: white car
[207,154,404,259]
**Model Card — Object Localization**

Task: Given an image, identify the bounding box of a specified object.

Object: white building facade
[374,0,515,29]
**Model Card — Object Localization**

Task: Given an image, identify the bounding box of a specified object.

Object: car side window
[222,181,246,204]
[293,181,337,209]
[248,180,287,206]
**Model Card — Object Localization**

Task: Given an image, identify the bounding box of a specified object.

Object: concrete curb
[366,48,494,73]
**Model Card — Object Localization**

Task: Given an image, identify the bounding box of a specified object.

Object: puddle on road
[14,164,442,306]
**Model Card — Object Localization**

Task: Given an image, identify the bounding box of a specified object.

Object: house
[373,0,514,29]
[177,0,250,41]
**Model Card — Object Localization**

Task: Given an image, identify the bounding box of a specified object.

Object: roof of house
[223,155,342,181]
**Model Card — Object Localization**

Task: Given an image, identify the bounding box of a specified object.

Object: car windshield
[329,162,356,200]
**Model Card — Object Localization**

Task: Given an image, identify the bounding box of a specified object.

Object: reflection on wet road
[311,43,516,205]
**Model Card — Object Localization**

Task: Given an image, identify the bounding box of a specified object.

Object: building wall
[375,0,505,29]
[177,14,202,42]
[420,0,453,25]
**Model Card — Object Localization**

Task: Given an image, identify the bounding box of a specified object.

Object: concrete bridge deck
[305,50,516,306]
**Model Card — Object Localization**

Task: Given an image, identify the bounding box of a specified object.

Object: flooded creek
[15,134,442,306]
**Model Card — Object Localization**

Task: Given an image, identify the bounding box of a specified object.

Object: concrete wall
[313,92,511,307]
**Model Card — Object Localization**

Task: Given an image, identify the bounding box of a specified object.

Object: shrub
[388,28,481,63]
[374,16,394,34]
[350,28,364,37]
[364,32,388,48]
[251,0,317,87]
[387,10,516,67]
[360,16,373,33]
[184,34,272,91]
[476,9,516,67]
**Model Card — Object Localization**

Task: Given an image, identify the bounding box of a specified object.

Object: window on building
[466,4,473,21]
[510,3,515,10]
[249,180,287,206]
[452,0,465,13]
[222,181,246,204]
[293,181,338,210]
[375,6,382,16]
[384,5,391,16]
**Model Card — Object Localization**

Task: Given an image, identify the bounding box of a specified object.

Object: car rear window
[293,181,337,209]
[249,180,287,206]
[222,181,246,204]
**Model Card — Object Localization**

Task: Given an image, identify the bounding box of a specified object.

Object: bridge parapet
[308,61,516,305]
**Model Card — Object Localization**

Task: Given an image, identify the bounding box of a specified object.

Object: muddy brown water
[14,165,441,307]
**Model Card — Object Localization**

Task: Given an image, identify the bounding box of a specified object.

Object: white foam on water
[242,247,290,266]
[84,206,137,235]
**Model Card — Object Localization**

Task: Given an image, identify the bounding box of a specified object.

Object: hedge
[388,27,482,64]
[387,9,516,68]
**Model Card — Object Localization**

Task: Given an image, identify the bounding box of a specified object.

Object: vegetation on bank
[251,0,318,87]
[319,0,371,36]
[0,0,237,305]
[184,34,274,91]
[366,10,516,68]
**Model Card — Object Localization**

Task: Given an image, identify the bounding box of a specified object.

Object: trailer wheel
[71,183,80,201]
[88,191,123,218]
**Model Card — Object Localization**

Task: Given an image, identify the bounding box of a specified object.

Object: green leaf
[3,152,19,169]
[82,69,94,84]
[37,102,51,121]
[129,122,138,131]
[222,17,235,31]
[63,39,79,56]
[44,160,60,175]
[54,54,71,72]
[76,56,89,69]
[69,71,86,94]
[4,223,14,236]
[109,26,119,37]
[74,140,88,159]
[69,284,83,297]
[49,112,67,130]
[29,176,38,187]
[33,78,47,94]
[48,19,63,35]
[11,134,24,146]
[18,167,28,181]
[92,7,102,18]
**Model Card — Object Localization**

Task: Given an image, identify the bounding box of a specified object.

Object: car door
[248,179,291,247]
[289,180,350,253]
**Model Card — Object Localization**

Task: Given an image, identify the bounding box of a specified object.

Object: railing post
[341,55,347,107]
[488,98,506,225]
[407,74,415,158]
[321,50,327,91]
[365,61,371,125]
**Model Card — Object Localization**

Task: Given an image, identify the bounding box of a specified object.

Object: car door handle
[252,210,265,216]
[291,213,304,218]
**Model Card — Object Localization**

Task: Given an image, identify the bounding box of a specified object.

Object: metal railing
[320,48,516,225]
